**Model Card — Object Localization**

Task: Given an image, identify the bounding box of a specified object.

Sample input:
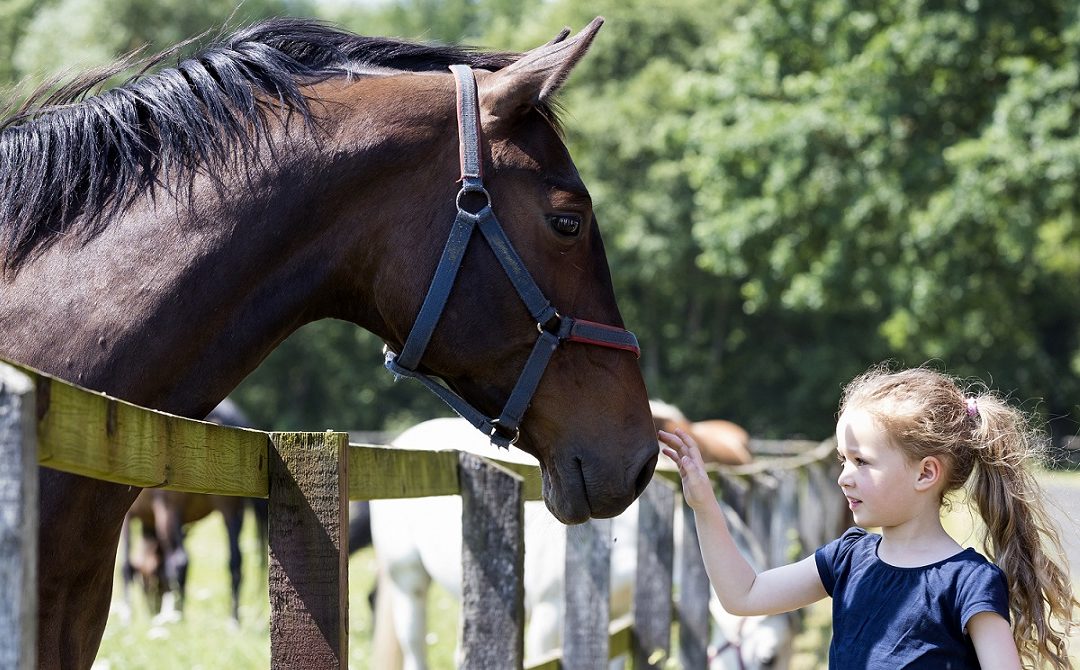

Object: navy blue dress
[815,527,1010,669]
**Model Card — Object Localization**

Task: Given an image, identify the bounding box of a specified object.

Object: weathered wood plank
[564,517,612,669]
[347,444,544,502]
[269,432,349,670]
[0,359,269,497]
[773,469,800,565]
[459,452,525,670]
[524,612,634,670]
[486,458,543,502]
[633,478,675,669]
[347,445,459,500]
[0,363,36,670]
[608,614,633,659]
[677,502,710,670]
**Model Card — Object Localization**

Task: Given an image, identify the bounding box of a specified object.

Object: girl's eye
[837,453,868,466]
[547,214,581,237]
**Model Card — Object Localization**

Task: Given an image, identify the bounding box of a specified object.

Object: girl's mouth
[846,496,862,510]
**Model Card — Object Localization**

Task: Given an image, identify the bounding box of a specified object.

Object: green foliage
[230,321,452,434]
[4,0,311,82]
[558,0,1080,438]
[5,0,1080,441]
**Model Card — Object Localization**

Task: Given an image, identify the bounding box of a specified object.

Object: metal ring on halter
[489,420,521,446]
[456,184,492,213]
[537,311,562,334]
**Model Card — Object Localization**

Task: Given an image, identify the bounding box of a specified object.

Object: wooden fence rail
[0,358,843,669]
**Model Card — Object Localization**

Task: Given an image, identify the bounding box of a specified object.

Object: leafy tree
[646,2,1078,438]
[526,0,1080,441]
[6,0,1079,443]
[3,0,313,87]
[0,0,38,83]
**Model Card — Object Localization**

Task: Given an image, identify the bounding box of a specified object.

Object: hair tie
[965,397,979,418]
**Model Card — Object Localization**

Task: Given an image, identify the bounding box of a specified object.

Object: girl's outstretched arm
[659,428,828,616]
[967,612,1021,670]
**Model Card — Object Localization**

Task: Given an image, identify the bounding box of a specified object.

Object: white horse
[370,417,795,669]
[369,417,635,669]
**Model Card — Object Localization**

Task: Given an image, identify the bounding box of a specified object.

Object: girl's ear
[914,456,944,492]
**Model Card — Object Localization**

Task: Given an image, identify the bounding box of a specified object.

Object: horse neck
[0,80,457,417]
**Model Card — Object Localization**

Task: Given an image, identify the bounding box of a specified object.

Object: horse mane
[0,17,524,271]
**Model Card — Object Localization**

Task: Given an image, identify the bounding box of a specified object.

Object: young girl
[660,364,1077,669]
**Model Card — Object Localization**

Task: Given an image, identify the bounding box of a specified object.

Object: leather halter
[710,617,749,670]
[384,64,641,448]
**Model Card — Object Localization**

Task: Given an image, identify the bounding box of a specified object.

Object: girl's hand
[659,428,716,511]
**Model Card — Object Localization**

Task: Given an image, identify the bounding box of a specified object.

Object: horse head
[318,19,656,522]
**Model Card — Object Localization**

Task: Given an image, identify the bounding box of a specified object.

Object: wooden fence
[0,358,844,669]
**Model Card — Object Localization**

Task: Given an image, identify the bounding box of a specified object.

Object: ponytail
[966,394,1076,669]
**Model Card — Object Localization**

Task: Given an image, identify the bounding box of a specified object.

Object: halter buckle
[489,420,521,446]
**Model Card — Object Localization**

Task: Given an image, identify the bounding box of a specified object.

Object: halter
[383,64,641,448]
[709,617,748,670]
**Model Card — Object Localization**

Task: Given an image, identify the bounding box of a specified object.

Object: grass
[93,509,458,670]
[93,468,1079,669]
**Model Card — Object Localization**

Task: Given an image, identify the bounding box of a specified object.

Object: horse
[368,418,636,670]
[0,17,658,668]
[368,418,794,670]
[119,399,268,623]
[650,399,753,465]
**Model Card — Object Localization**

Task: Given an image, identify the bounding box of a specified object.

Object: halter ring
[489,420,521,446]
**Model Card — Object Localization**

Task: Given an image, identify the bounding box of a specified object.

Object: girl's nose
[837,463,853,488]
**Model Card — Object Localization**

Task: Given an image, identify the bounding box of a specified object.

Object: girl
[660,364,1077,669]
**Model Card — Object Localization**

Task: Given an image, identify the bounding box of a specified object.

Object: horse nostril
[634,451,658,497]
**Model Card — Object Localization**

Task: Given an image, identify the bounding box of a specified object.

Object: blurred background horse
[650,399,752,465]
[119,399,268,623]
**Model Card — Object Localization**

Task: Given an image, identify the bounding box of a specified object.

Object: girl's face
[834,408,924,528]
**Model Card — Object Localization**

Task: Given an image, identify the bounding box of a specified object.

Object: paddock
[2,359,848,669]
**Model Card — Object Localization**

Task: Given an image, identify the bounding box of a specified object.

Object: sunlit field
[93,469,1078,669]
[94,505,460,670]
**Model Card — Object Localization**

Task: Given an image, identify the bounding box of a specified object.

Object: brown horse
[0,18,657,668]
[121,490,261,621]
[120,399,267,622]
[650,399,753,465]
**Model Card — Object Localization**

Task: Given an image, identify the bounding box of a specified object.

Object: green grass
[93,468,1078,669]
[93,508,458,670]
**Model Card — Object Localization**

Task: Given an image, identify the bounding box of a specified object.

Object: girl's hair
[840,363,1077,669]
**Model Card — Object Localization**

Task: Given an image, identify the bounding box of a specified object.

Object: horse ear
[542,27,572,47]
[479,17,603,126]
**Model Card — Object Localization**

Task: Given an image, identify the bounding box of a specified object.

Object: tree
[668,1,1079,437]
[3,0,313,88]
[6,0,1078,439]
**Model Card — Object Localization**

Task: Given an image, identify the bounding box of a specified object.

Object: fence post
[0,363,36,670]
[564,517,612,668]
[633,478,675,669]
[459,452,524,670]
[268,432,349,670]
[677,501,710,669]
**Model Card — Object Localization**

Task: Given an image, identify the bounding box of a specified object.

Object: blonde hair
[840,363,1077,669]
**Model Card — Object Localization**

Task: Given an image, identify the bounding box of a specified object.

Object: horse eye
[546,214,581,237]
